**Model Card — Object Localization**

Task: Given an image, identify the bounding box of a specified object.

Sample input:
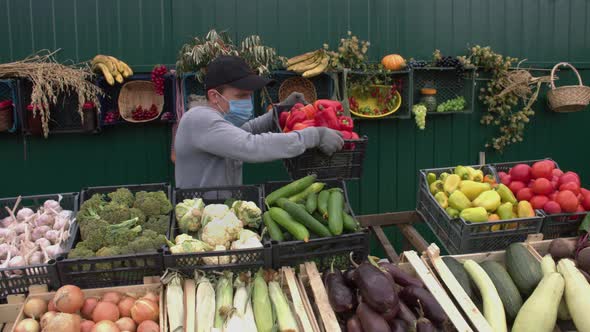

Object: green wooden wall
[1,0,590,250]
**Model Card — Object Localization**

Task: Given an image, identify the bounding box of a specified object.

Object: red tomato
[530,195,550,210]
[531,161,554,180]
[509,164,531,183]
[559,182,581,196]
[556,190,579,213]
[543,201,562,214]
[517,188,534,202]
[532,178,554,195]
[509,181,526,195]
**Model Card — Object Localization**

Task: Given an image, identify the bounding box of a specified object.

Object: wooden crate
[281,266,320,332]
[12,278,163,332]
[0,287,29,332]
[299,262,341,332]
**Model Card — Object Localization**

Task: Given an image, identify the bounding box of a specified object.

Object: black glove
[316,127,344,156]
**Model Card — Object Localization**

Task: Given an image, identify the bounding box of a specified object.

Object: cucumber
[327,190,344,235]
[276,198,332,238]
[268,207,309,242]
[312,211,327,225]
[342,212,359,232]
[288,182,325,203]
[442,257,478,304]
[317,190,330,218]
[506,243,543,297]
[481,260,523,322]
[263,211,284,242]
[305,193,317,214]
[265,175,317,207]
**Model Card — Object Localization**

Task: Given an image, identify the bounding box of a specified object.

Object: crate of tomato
[264,175,369,271]
[273,99,368,180]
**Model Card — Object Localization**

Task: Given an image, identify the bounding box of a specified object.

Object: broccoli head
[68,242,96,259]
[98,202,133,224]
[104,217,142,246]
[107,188,135,207]
[79,193,106,215]
[143,215,169,235]
[79,218,108,251]
[95,246,130,269]
[129,207,147,225]
[127,232,167,253]
[133,191,172,217]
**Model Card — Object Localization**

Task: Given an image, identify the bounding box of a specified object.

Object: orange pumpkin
[381,54,406,71]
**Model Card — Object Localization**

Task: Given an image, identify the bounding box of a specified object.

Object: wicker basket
[278,76,317,103]
[117,80,164,123]
[547,62,590,113]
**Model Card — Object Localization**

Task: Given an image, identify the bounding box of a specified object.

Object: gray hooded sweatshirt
[174,105,319,189]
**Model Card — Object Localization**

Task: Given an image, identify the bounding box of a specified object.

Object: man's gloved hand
[279,92,308,106]
[316,127,344,156]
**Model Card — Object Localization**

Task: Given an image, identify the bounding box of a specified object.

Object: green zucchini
[327,190,344,235]
[505,243,543,297]
[268,207,309,242]
[276,198,331,238]
[480,260,523,322]
[305,193,317,214]
[265,175,317,207]
[342,212,359,232]
[288,182,325,203]
[263,211,284,242]
[442,257,477,303]
[317,190,330,218]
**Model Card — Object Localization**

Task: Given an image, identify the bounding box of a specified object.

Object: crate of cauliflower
[164,185,271,273]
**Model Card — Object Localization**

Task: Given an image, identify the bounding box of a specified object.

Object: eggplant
[416,317,436,332]
[343,268,356,288]
[379,262,425,288]
[397,300,417,325]
[389,319,408,332]
[399,286,447,326]
[354,261,399,316]
[346,315,364,332]
[324,264,357,312]
[356,302,390,332]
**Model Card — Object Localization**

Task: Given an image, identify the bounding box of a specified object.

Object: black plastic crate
[272,106,368,180]
[412,67,476,114]
[164,185,269,274]
[0,192,79,302]
[540,211,587,239]
[263,180,369,271]
[418,164,498,193]
[98,73,176,126]
[346,69,412,119]
[264,70,333,105]
[0,79,18,133]
[18,79,100,135]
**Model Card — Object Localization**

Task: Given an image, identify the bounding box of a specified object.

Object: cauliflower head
[201,204,230,228]
[232,200,262,229]
[169,238,212,254]
[200,213,243,248]
[230,230,263,263]
[175,198,205,234]
[202,245,230,265]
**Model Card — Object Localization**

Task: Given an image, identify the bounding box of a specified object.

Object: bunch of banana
[286,50,330,78]
[91,55,133,86]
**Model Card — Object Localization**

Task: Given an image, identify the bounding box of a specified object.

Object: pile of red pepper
[279,99,360,140]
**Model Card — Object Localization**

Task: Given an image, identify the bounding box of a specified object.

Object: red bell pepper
[351,132,359,139]
[279,111,290,129]
[338,116,354,131]
[286,110,306,130]
[293,120,316,131]
[302,119,316,126]
[300,104,316,120]
[314,106,340,130]
[313,99,343,115]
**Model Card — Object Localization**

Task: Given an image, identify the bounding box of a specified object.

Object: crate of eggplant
[263,175,369,271]
[314,253,472,331]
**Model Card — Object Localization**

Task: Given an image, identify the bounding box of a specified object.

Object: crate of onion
[0,192,79,303]
[12,282,163,332]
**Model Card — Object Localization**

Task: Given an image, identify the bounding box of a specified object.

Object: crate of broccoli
[57,183,171,289]
[163,185,272,273]
[263,175,369,270]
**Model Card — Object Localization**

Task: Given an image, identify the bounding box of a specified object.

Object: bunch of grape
[104,111,120,124]
[407,59,427,69]
[131,104,159,121]
[412,104,427,130]
[151,65,167,95]
[436,96,466,113]
[435,56,461,68]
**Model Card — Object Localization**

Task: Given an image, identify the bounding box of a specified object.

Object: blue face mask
[216,93,254,127]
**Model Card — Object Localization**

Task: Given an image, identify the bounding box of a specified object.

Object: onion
[136,320,159,332]
[130,299,158,324]
[23,297,48,319]
[81,297,100,319]
[91,320,121,332]
[140,291,158,303]
[81,320,96,332]
[118,297,136,317]
[47,299,57,312]
[53,285,85,313]
[43,313,81,332]
[14,318,40,332]
[92,301,120,322]
[115,317,136,332]
[40,311,57,328]
[17,208,34,221]
[102,291,123,304]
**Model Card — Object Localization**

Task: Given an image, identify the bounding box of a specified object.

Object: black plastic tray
[0,192,79,302]
[164,185,270,274]
[264,179,369,271]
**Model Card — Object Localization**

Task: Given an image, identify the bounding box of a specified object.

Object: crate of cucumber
[263,174,369,271]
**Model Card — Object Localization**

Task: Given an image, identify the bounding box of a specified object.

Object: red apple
[556,190,579,213]
[532,178,554,195]
[543,201,562,214]
[510,164,532,183]
[559,171,581,186]
[509,181,526,195]
[530,195,550,210]
[559,182,580,196]
[531,160,554,179]
[501,175,511,186]
[552,168,564,177]
[517,188,534,202]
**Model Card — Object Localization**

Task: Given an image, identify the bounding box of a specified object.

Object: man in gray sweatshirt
[175,55,344,189]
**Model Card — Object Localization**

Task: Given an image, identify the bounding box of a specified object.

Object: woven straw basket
[547,62,590,113]
[118,80,164,122]
[279,76,317,103]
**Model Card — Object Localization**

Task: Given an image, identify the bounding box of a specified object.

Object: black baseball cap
[204,55,275,91]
